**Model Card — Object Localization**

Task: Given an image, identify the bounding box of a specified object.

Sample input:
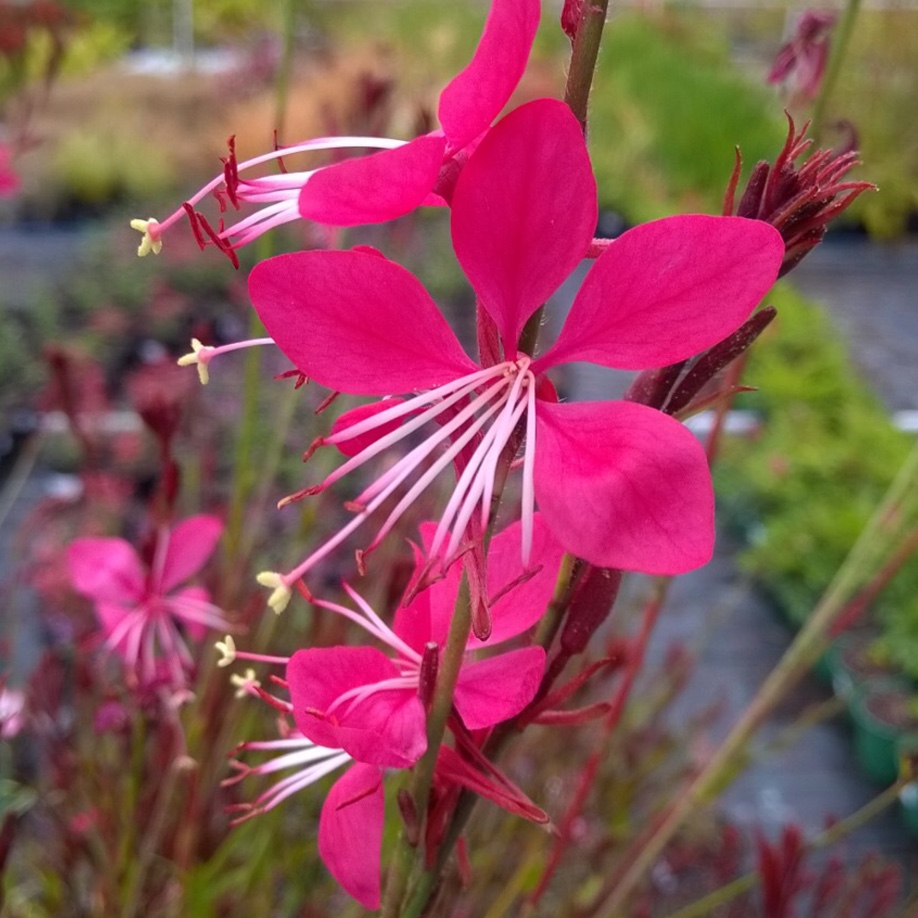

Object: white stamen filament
[277,359,537,595]
[325,675,420,720]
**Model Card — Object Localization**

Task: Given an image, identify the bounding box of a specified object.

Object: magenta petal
[319,764,384,909]
[249,250,479,395]
[468,515,565,649]
[158,515,222,593]
[330,399,407,457]
[536,215,784,373]
[454,647,546,730]
[393,526,462,652]
[438,0,541,151]
[534,401,715,574]
[167,585,211,641]
[451,99,597,347]
[68,538,145,605]
[287,647,427,768]
[298,133,447,226]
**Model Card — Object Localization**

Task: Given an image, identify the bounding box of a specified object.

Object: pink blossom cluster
[116,0,788,907]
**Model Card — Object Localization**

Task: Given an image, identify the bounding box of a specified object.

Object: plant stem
[564,0,611,135]
[592,439,918,916]
[811,0,863,140]
[658,776,908,918]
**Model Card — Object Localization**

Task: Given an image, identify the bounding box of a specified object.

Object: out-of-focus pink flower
[131,0,539,262]
[250,99,784,608]
[68,515,228,686]
[767,10,836,104]
[0,684,25,738]
[0,142,19,198]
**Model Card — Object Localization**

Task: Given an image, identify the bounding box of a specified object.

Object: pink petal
[298,134,447,226]
[68,538,145,605]
[287,647,427,768]
[468,515,565,649]
[95,600,133,643]
[249,250,479,395]
[159,515,223,593]
[534,401,714,574]
[330,399,407,457]
[438,0,541,151]
[451,99,597,347]
[167,585,211,641]
[535,215,784,373]
[454,646,545,729]
[393,525,462,651]
[319,764,384,909]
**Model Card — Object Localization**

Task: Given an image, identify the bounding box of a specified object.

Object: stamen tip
[215,634,237,666]
[257,571,292,614]
[130,217,163,257]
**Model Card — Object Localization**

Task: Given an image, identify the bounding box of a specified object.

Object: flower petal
[68,538,145,605]
[469,515,565,648]
[298,133,447,226]
[393,523,463,651]
[451,99,597,347]
[249,250,479,394]
[287,647,427,768]
[159,515,223,593]
[535,215,784,373]
[534,401,714,574]
[438,0,541,151]
[454,646,545,729]
[330,399,407,456]
[319,764,384,909]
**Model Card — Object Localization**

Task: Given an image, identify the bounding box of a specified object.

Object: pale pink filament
[280,358,537,590]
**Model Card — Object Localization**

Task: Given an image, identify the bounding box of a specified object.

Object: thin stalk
[593,440,918,916]
[564,0,611,135]
[811,0,863,141]
[658,777,908,918]
[399,553,583,916]
[383,460,515,917]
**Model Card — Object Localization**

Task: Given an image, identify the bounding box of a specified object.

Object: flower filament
[262,358,537,610]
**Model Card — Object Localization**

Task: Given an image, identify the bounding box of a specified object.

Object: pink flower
[0,684,25,738]
[225,705,384,908]
[286,516,559,767]
[249,99,784,605]
[767,10,836,104]
[132,0,539,261]
[68,516,228,685]
[0,142,19,199]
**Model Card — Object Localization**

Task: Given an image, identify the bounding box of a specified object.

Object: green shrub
[716,283,918,674]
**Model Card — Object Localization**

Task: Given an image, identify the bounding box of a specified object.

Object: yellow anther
[215,635,236,667]
[230,668,260,699]
[257,571,292,614]
[177,338,214,385]
[130,217,163,257]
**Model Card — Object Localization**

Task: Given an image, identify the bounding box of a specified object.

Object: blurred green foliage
[587,11,785,220]
[716,283,918,677]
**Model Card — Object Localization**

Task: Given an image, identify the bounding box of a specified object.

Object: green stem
[811,0,863,141]
[564,0,611,135]
[593,439,918,916]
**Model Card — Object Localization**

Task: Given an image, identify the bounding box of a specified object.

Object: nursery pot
[849,678,918,785]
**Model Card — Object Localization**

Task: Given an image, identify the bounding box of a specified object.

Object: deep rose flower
[286,515,560,766]
[0,141,19,198]
[249,99,783,608]
[68,515,228,685]
[131,0,539,262]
